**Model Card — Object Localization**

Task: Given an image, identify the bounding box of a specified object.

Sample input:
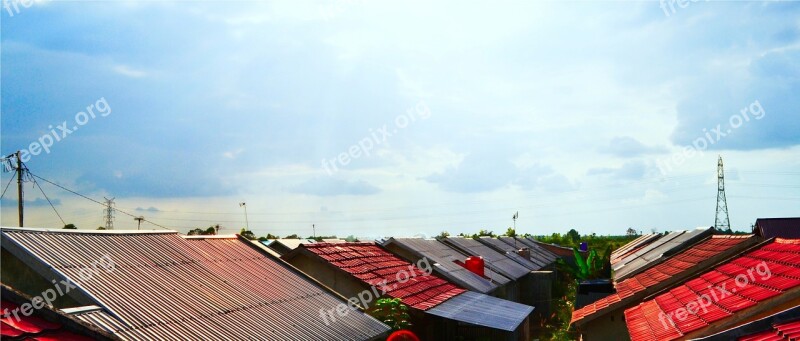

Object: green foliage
[63,224,77,229]
[437,231,450,239]
[344,235,358,242]
[285,234,300,239]
[566,229,581,243]
[557,245,612,281]
[368,298,411,331]
[188,226,218,236]
[97,226,106,230]
[309,235,337,242]
[504,227,516,237]
[239,228,257,240]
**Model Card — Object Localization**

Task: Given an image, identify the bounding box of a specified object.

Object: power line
[30,175,66,226]
[27,171,172,230]
[0,175,15,199]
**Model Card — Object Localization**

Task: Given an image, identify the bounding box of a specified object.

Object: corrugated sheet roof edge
[1,226,176,234]
[1,283,119,340]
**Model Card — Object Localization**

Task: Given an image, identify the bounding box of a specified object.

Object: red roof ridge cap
[774,238,800,244]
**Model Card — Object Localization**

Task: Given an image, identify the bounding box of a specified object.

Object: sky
[1,0,798,240]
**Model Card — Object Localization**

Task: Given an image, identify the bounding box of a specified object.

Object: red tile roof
[572,235,753,325]
[739,319,800,341]
[0,300,93,341]
[624,238,800,341]
[301,242,466,310]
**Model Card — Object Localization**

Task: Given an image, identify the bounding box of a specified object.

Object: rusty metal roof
[1,228,390,340]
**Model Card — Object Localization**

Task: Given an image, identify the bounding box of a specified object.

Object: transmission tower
[714,156,730,231]
[103,197,115,230]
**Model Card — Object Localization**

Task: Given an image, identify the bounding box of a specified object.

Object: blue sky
[1,1,798,239]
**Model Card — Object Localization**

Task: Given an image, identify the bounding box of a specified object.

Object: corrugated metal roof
[524,238,577,258]
[476,237,544,270]
[571,235,756,326]
[1,228,390,340]
[497,237,558,267]
[614,227,714,281]
[384,238,509,294]
[611,234,661,265]
[426,291,533,332]
[624,238,800,341]
[296,242,465,310]
[755,217,800,239]
[442,237,531,280]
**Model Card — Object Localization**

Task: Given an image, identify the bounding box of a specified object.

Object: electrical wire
[0,175,15,199]
[31,174,66,226]
[27,171,172,230]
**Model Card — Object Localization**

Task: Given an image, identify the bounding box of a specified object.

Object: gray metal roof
[442,237,532,280]
[610,233,661,263]
[476,237,546,271]
[384,238,510,294]
[613,227,714,281]
[1,227,390,340]
[426,291,533,332]
[497,237,558,267]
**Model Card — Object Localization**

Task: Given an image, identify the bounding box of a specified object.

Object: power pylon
[714,156,730,231]
[103,197,115,230]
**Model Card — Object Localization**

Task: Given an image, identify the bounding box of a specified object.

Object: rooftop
[613,227,714,282]
[624,238,800,341]
[383,238,510,294]
[442,237,532,280]
[1,228,390,340]
[571,235,756,325]
[298,242,465,310]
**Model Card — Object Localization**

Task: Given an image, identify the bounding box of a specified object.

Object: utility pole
[134,216,144,230]
[715,156,731,231]
[239,202,249,230]
[512,211,518,249]
[16,151,23,227]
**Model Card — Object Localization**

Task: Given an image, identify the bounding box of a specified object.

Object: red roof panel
[302,242,466,310]
[740,319,800,341]
[625,238,800,341]
[572,235,752,325]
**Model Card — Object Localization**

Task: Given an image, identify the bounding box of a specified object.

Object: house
[688,304,800,340]
[382,237,513,296]
[613,227,714,282]
[754,217,800,239]
[1,283,116,340]
[477,237,553,270]
[441,237,554,320]
[624,238,800,341]
[1,227,391,340]
[282,242,534,341]
[571,234,759,341]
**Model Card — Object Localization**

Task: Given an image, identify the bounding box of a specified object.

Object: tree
[504,227,516,237]
[626,227,637,236]
[566,229,581,243]
[344,235,358,242]
[187,228,204,235]
[97,226,106,230]
[239,228,256,240]
[63,224,77,229]
[557,245,612,281]
[284,234,300,239]
[368,298,411,331]
[436,231,450,239]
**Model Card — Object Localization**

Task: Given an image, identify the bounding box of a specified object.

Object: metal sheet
[385,238,510,294]
[1,228,390,341]
[443,237,531,280]
[426,291,533,332]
